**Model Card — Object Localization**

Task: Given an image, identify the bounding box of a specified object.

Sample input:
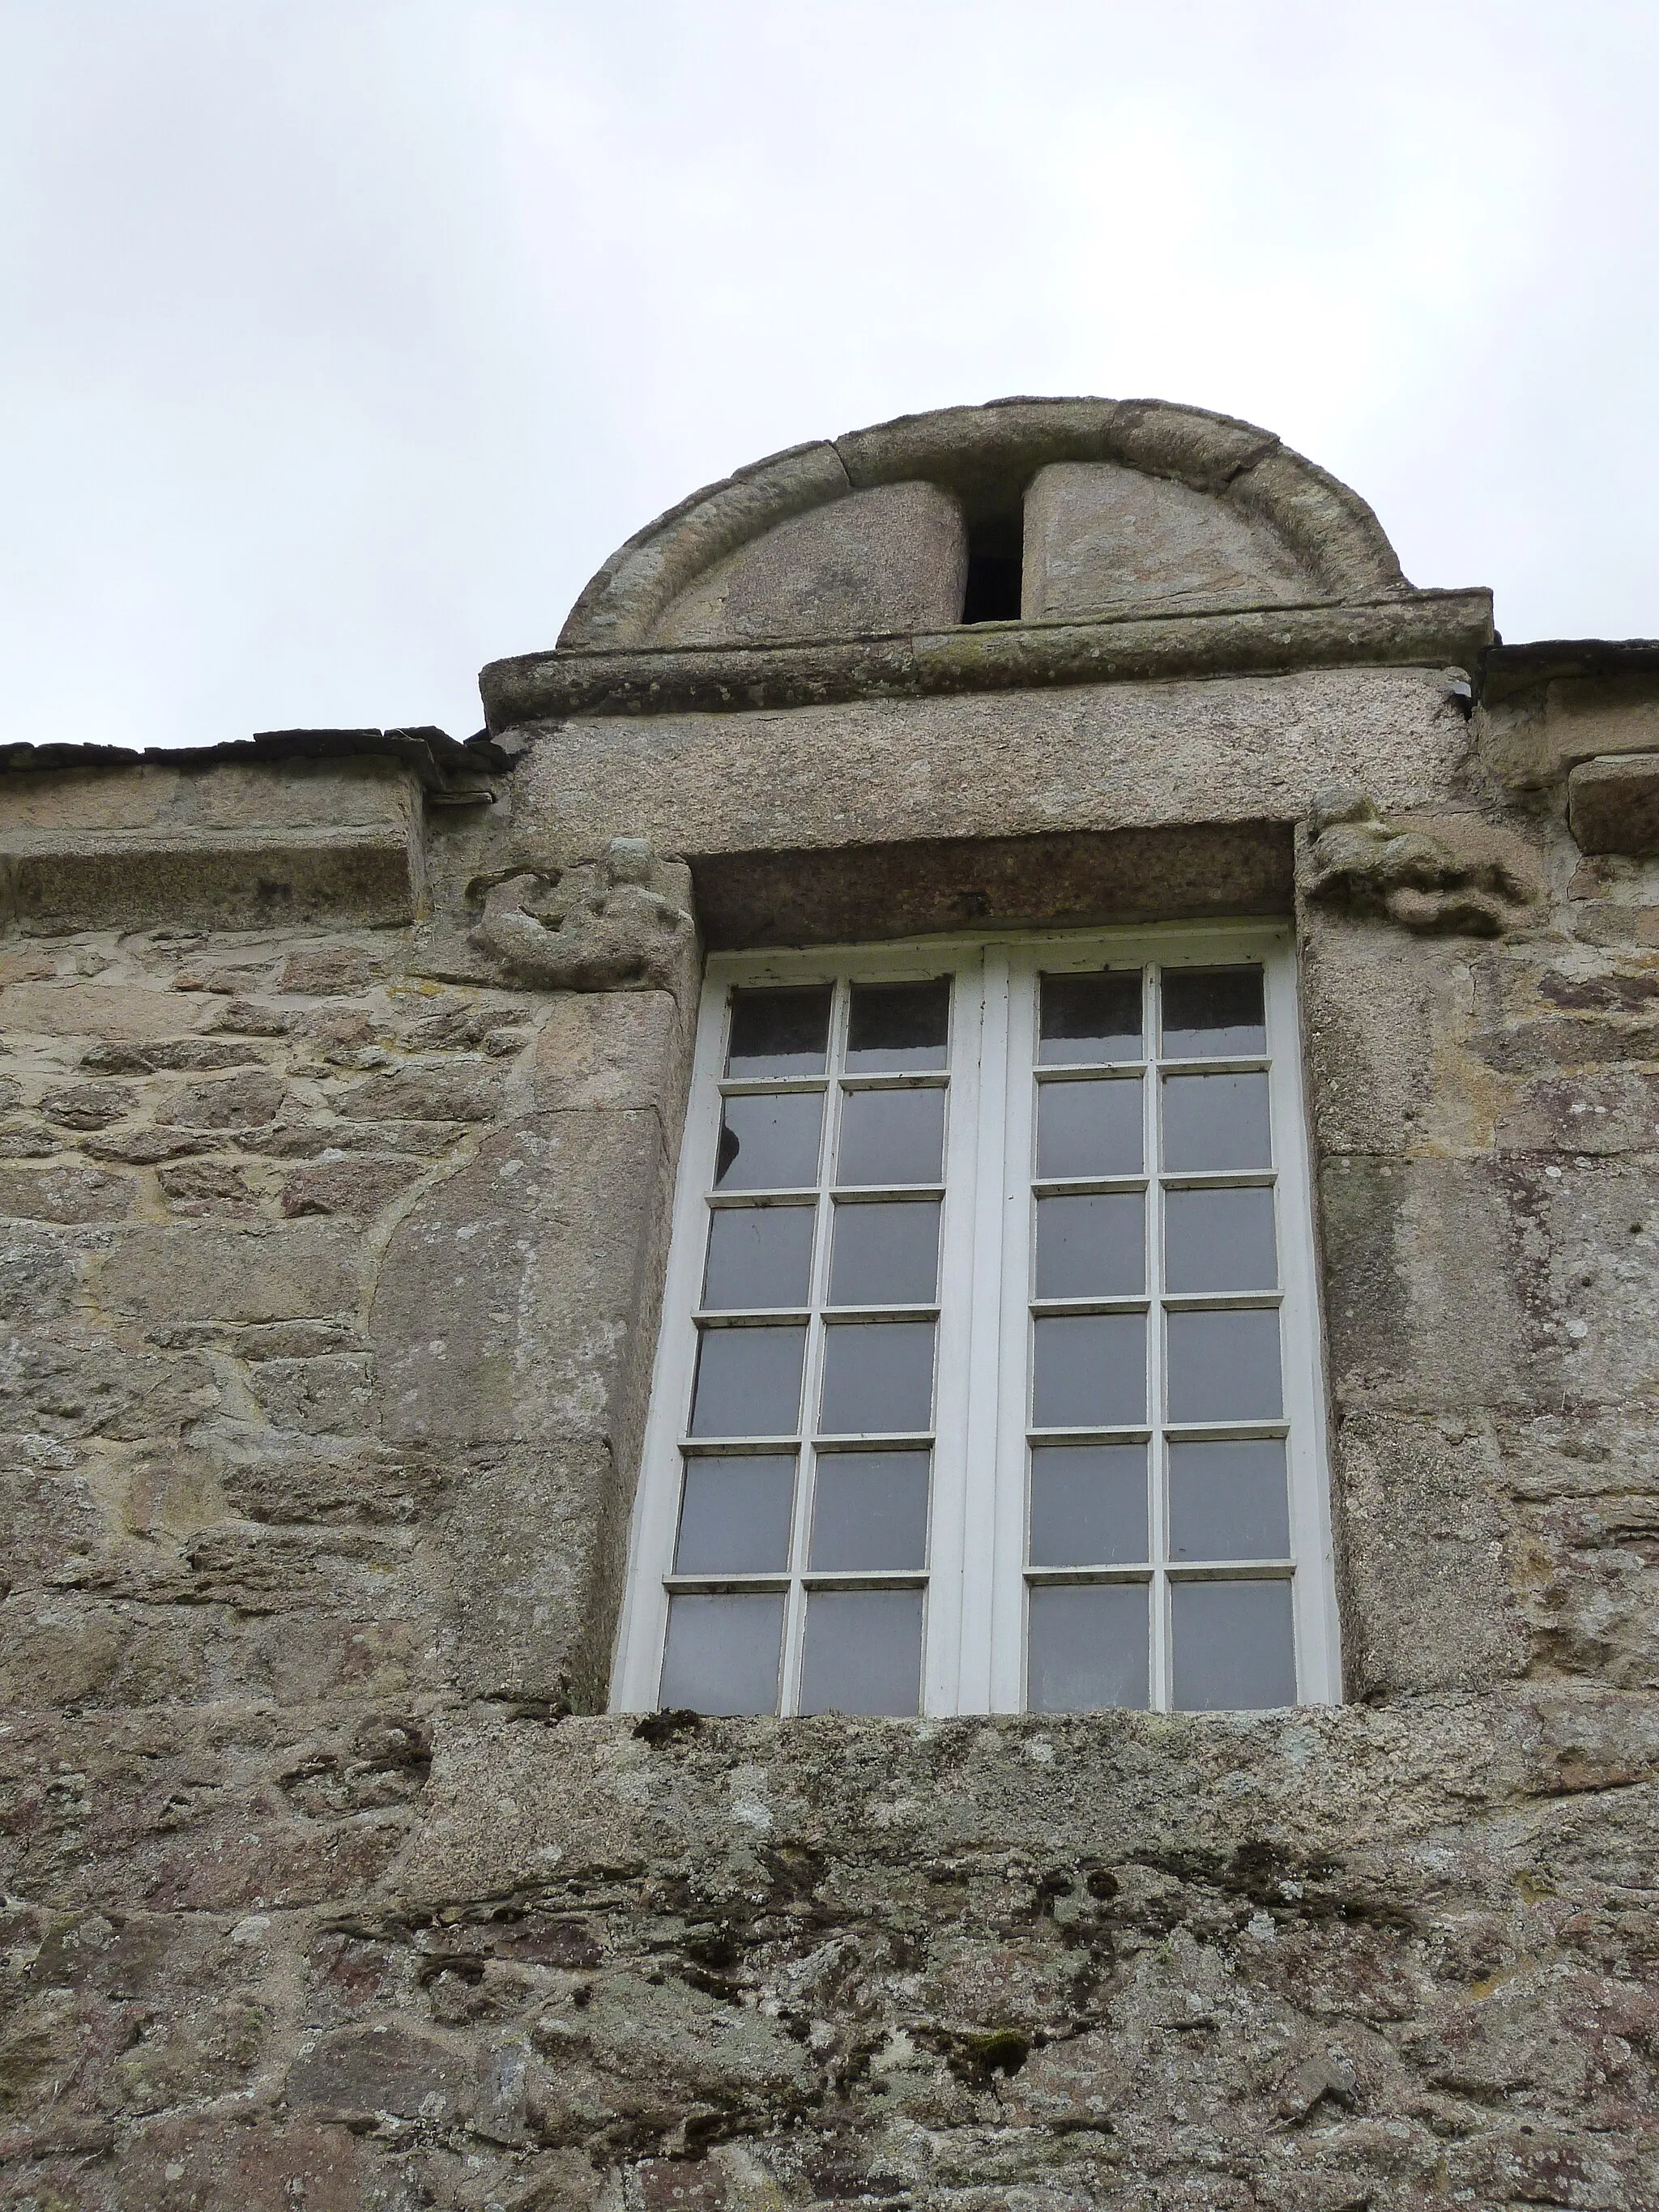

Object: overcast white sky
[2,2,1656,751]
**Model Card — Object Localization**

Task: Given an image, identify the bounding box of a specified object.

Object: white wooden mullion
[924,953,986,1715]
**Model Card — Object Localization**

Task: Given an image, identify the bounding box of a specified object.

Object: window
[612,926,1340,1717]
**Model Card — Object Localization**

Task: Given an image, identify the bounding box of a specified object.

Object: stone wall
[5,626,1659,2211]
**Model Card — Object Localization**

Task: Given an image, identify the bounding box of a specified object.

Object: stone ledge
[0,823,424,931]
[482,588,1495,727]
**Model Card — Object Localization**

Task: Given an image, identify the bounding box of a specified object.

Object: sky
[1,1,1656,752]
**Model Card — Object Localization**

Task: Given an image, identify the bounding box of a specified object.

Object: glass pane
[1031,1313,1145,1429]
[726,985,833,1078]
[1165,1309,1282,1424]
[1164,1187,1277,1294]
[819,1320,936,1435]
[1039,970,1142,1064]
[1034,1193,1145,1298]
[660,1592,784,1715]
[846,979,949,1072]
[689,1325,806,1437]
[837,1087,945,1187]
[1035,1077,1142,1179]
[702,1205,815,1311]
[1160,1072,1271,1173]
[1162,966,1266,1058]
[1171,1580,1296,1710]
[715,1092,824,1191]
[1027,1584,1148,1711]
[675,1454,797,1574]
[829,1200,940,1306]
[1169,1440,1290,1562]
[798,1588,923,1715]
[809,1451,930,1571]
[1028,1443,1147,1566]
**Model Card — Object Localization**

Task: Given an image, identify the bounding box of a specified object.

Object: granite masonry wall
[5,400,1659,2212]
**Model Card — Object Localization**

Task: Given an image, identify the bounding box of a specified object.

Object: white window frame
[612,922,1341,1716]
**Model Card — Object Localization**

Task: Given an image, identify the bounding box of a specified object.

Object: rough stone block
[1022,459,1312,619]
[438,1441,619,1708]
[371,1110,670,1455]
[1334,1413,1525,1696]
[93,1222,360,1323]
[1568,752,1659,855]
[0,1164,134,1222]
[246,1354,374,1437]
[532,988,692,1124]
[279,1154,425,1217]
[650,480,968,646]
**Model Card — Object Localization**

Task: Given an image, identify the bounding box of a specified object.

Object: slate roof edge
[0,725,513,787]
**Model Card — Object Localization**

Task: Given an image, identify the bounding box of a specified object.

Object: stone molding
[483,587,1495,730]
[557,396,1411,651]
[474,838,695,991]
[1299,791,1543,936]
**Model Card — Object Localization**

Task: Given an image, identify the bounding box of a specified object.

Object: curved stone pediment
[559,396,1409,653]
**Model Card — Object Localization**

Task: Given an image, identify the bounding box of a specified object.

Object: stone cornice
[480,588,1495,729]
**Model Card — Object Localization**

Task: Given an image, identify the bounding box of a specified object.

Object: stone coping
[481,587,1495,727]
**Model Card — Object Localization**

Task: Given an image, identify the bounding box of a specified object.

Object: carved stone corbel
[1299,791,1542,937]
[475,837,695,991]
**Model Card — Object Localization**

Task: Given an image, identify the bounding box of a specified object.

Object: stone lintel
[690,822,1294,951]
[480,588,1495,730]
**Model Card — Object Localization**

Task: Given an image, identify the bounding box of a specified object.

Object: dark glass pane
[1028,1443,1147,1566]
[675,1454,797,1574]
[829,1200,940,1306]
[1160,1072,1271,1173]
[1035,1077,1142,1179]
[809,1451,929,1571]
[726,985,833,1077]
[798,1588,923,1715]
[837,1087,945,1187]
[715,1092,824,1191]
[660,1592,783,1715]
[1027,1583,1148,1711]
[1162,966,1266,1058]
[1165,1309,1282,1424]
[819,1320,935,1435]
[689,1324,806,1437]
[1169,1440,1290,1562]
[1164,1187,1277,1294]
[1031,1312,1145,1429]
[1034,1192,1144,1298]
[1039,970,1142,1064]
[702,1205,815,1311]
[1172,1579,1296,1710]
[846,980,950,1072]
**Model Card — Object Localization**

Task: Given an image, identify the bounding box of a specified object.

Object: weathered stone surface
[93,1222,360,1323]
[511,666,1474,868]
[650,479,968,646]
[0,980,211,1038]
[1022,458,1312,618]
[1569,750,1659,855]
[372,1112,670,1451]
[0,1164,133,1221]
[279,1154,426,1217]
[532,988,690,1123]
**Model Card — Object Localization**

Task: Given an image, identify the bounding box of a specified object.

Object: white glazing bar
[949,946,1007,1712]
[1146,961,1171,1712]
[913,954,979,1714]
[611,969,736,1711]
[1267,936,1343,1704]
